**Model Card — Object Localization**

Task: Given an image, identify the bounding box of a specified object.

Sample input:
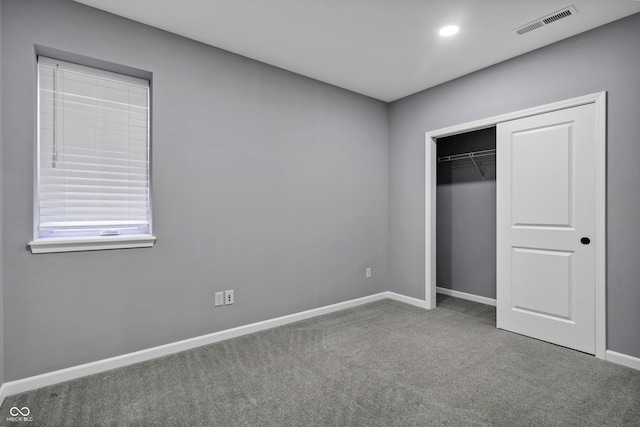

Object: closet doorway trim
[424,92,606,359]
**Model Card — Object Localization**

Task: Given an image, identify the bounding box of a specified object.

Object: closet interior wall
[436,127,497,300]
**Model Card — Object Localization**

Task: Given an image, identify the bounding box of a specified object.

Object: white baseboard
[605,350,640,371]
[436,287,497,306]
[0,291,426,404]
[1,291,637,406]
[385,291,430,309]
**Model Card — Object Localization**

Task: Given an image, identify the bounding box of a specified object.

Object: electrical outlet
[224,289,234,305]
[366,267,372,279]
[214,291,224,307]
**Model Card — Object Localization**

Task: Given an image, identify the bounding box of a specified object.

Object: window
[29,56,155,253]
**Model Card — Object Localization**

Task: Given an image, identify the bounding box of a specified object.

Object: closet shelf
[438,148,496,180]
[437,148,496,163]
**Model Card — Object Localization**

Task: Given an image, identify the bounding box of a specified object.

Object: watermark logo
[6,406,33,422]
[9,408,29,417]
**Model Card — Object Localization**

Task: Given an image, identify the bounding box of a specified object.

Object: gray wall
[0,0,4,387]
[389,12,640,358]
[2,0,389,381]
[436,129,496,299]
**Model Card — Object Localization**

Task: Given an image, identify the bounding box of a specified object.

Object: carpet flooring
[1,295,639,426]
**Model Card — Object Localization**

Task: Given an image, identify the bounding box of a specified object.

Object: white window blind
[36,56,151,240]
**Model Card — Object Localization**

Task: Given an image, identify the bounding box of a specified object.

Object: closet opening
[435,127,497,308]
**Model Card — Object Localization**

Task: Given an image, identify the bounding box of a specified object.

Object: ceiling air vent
[514,5,578,36]
[516,21,544,36]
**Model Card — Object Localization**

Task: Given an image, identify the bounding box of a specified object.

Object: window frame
[28,56,156,254]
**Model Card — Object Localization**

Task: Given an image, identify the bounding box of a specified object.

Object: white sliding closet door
[496,104,596,354]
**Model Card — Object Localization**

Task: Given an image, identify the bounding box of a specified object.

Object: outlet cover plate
[224,289,234,305]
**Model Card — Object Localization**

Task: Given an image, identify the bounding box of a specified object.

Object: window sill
[28,235,156,254]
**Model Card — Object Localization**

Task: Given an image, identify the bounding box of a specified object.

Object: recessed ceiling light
[439,25,460,37]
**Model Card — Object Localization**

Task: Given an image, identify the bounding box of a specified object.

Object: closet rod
[438,148,496,180]
[437,148,496,163]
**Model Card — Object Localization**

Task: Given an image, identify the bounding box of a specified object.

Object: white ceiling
[73,0,640,102]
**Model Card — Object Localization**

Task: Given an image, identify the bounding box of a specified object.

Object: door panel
[512,124,572,227]
[512,248,572,320]
[497,104,596,354]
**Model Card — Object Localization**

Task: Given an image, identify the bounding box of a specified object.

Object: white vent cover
[514,5,578,36]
